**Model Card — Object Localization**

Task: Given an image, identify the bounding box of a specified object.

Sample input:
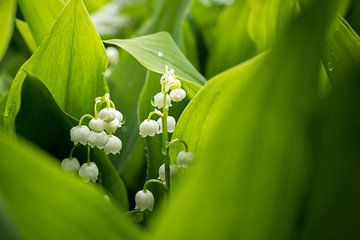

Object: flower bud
[89,118,105,132]
[170,88,186,102]
[99,107,116,122]
[104,135,122,154]
[153,92,171,109]
[79,162,99,183]
[114,109,123,123]
[87,131,109,149]
[106,47,119,66]
[158,164,177,181]
[139,119,159,137]
[176,151,194,168]
[70,125,90,145]
[61,157,80,174]
[135,190,154,211]
[157,116,176,134]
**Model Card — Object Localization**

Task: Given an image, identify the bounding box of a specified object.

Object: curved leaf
[151,0,341,239]
[0,0,16,62]
[0,137,142,239]
[17,0,64,45]
[105,32,206,85]
[3,0,108,136]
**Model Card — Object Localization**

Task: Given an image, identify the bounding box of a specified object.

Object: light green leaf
[15,19,37,53]
[323,17,360,85]
[17,0,64,45]
[3,0,108,136]
[0,137,142,239]
[0,0,16,62]
[152,0,341,239]
[205,0,257,77]
[247,0,299,51]
[105,32,206,85]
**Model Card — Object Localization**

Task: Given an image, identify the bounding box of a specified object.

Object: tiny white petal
[87,131,109,149]
[135,190,154,211]
[176,151,194,168]
[114,110,123,123]
[157,116,176,134]
[104,135,122,154]
[170,88,186,102]
[153,92,171,109]
[61,157,80,174]
[79,162,99,183]
[89,118,105,132]
[158,164,177,181]
[70,125,90,145]
[139,119,159,137]
[99,108,116,122]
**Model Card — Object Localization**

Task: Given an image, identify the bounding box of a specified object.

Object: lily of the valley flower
[158,163,177,181]
[157,116,176,134]
[79,162,99,183]
[153,92,172,109]
[135,190,155,211]
[176,151,194,168]
[70,125,90,145]
[61,157,80,174]
[139,119,159,137]
[104,135,122,154]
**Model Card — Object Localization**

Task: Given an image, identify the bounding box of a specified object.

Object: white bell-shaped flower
[104,118,121,134]
[114,109,123,123]
[89,118,105,132]
[61,157,80,174]
[87,131,109,149]
[157,116,176,134]
[139,119,159,137]
[135,190,154,212]
[158,163,177,181]
[153,92,171,109]
[70,125,90,145]
[170,88,186,102]
[104,135,122,155]
[176,151,194,168]
[79,162,99,183]
[99,107,116,122]
[106,47,119,66]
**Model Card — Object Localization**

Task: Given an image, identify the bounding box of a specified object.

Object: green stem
[147,109,163,120]
[87,145,91,164]
[143,179,166,191]
[78,114,93,126]
[69,144,81,158]
[162,90,170,193]
[167,138,189,151]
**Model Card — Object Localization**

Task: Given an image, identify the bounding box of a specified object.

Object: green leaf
[17,0,64,45]
[323,17,360,85]
[0,137,142,239]
[3,0,108,136]
[247,0,299,51]
[152,0,341,239]
[15,19,37,53]
[205,1,257,77]
[105,32,206,85]
[0,0,16,62]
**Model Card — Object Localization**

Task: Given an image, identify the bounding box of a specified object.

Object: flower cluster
[134,66,194,212]
[139,65,186,138]
[61,93,124,183]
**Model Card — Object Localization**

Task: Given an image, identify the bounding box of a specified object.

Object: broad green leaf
[0,137,142,239]
[205,1,257,77]
[105,32,206,85]
[323,17,360,85]
[346,0,360,34]
[83,0,108,13]
[0,0,16,62]
[15,75,128,209]
[17,0,64,45]
[3,0,107,136]
[15,19,37,53]
[247,0,299,51]
[151,0,341,239]
[0,194,20,240]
